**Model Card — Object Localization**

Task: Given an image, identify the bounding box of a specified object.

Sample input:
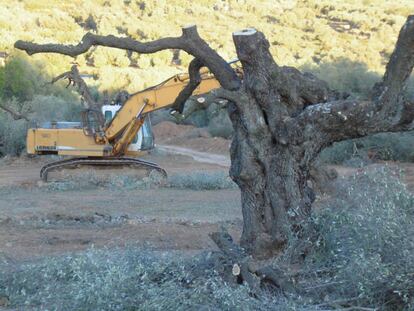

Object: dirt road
[157,144,231,167]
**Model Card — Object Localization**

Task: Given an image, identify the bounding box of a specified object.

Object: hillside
[2,0,414,94]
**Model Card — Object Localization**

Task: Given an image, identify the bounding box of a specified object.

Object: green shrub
[0,248,298,311]
[207,117,233,139]
[150,109,176,125]
[318,140,362,165]
[319,131,414,165]
[0,113,27,156]
[0,55,76,102]
[0,57,37,102]
[184,109,209,128]
[0,95,82,156]
[0,54,85,156]
[301,58,381,99]
[39,171,237,192]
[28,94,82,123]
[301,166,414,309]
[355,131,414,162]
[207,107,233,139]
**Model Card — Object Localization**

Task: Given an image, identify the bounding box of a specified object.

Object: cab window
[104,111,112,123]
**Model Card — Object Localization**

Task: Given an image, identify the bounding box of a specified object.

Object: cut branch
[209,230,293,292]
[0,103,29,121]
[210,230,260,292]
[50,65,99,111]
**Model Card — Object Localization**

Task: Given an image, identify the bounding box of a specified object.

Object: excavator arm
[104,67,223,156]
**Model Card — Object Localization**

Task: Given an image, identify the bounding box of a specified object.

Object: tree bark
[222,29,341,258]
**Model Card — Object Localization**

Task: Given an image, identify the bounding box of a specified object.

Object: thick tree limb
[171,57,204,114]
[374,15,414,105]
[0,103,29,121]
[276,66,346,115]
[15,26,241,91]
[296,98,413,143]
[15,32,183,56]
[293,15,414,152]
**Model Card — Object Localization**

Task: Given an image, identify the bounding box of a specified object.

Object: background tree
[15,16,414,288]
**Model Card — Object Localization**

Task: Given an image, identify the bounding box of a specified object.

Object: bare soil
[153,121,231,154]
[0,150,241,263]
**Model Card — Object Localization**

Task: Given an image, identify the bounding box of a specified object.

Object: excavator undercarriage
[39,157,167,181]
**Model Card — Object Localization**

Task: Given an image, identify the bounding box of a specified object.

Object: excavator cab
[101,104,154,154]
[81,109,105,137]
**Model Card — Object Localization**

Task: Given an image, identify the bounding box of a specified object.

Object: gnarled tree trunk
[223,29,342,258]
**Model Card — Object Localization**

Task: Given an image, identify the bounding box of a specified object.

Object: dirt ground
[0,122,413,264]
[0,147,241,263]
[153,121,231,154]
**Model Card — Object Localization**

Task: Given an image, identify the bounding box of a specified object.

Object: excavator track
[40,157,167,181]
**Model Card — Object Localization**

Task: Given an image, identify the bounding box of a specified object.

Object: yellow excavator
[27,62,240,180]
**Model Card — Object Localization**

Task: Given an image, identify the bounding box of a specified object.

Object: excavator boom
[104,69,219,141]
